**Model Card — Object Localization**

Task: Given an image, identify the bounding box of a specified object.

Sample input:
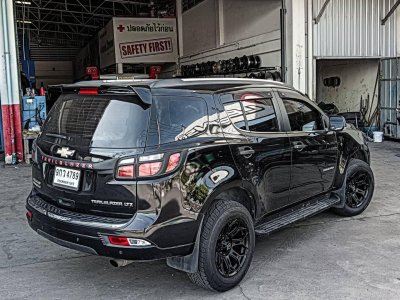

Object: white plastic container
[373,131,383,143]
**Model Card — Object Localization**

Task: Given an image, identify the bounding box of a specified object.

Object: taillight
[138,162,162,177]
[26,210,33,221]
[116,158,135,179]
[117,165,135,179]
[108,236,130,246]
[115,152,182,180]
[107,235,151,247]
[79,87,99,95]
[166,153,181,172]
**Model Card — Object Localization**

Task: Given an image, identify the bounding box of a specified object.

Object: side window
[242,99,279,132]
[223,101,247,130]
[282,99,324,132]
[154,96,208,144]
[221,92,279,133]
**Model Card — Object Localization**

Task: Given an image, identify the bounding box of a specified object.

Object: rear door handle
[238,146,255,157]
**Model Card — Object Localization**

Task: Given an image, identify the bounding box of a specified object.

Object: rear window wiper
[45,133,70,141]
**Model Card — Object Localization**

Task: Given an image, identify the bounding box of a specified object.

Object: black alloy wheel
[220,60,227,73]
[226,59,235,73]
[345,170,371,208]
[272,71,282,82]
[233,57,242,71]
[187,200,255,292]
[248,55,256,68]
[241,55,251,70]
[265,71,274,80]
[215,218,250,278]
[331,159,374,217]
[254,55,261,68]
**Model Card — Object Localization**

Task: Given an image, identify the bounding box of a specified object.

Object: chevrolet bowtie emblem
[56,147,75,158]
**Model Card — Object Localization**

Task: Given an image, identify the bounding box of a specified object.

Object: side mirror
[329,115,346,131]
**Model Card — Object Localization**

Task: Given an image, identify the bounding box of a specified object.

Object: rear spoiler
[48,84,152,105]
[97,85,152,105]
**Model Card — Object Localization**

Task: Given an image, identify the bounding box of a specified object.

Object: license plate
[53,167,81,191]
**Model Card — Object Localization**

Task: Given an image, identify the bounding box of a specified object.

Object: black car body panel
[26,78,371,262]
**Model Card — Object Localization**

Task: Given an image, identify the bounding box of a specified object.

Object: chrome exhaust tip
[109,259,133,268]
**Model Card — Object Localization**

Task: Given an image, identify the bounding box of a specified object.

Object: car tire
[187,200,255,292]
[331,159,374,217]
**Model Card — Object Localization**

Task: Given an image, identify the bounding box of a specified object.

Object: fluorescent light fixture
[15,1,32,5]
[16,20,32,24]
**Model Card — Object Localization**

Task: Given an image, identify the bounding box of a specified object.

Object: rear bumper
[26,193,199,260]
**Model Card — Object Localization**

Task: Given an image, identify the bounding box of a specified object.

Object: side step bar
[255,195,340,235]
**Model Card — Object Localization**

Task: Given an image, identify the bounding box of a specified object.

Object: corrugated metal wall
[313,0,398,57]
[380,58,400,138]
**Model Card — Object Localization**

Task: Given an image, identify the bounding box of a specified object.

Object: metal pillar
[0,0,23,164]
[280,0,286,82]
[285,0,307,94]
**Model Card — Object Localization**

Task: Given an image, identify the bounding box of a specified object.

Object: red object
[79,87,99,95]
[1,104,23,162]
[138,162,162,177]
[114,152,182,179]
[117,165,135,179]
[85,66,99,80]
[240,93,262,101]
[26,210,33,221]
[108,236,130,246]
[149,66,162,79]
[166,153,181,172]
[39,86,45,96]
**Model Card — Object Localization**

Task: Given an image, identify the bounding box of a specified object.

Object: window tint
[154,96,208,144]
[282,99,323,131]
[222,97,279,132]
[223,101,247,130]
[42,94,150,148]
[242,99,279,132]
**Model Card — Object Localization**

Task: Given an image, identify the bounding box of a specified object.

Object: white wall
[316,59,379,120]
[180,0,282,68]
[34,61,74,88]
[223,0,281,44]
[182,0,217,57]
[285,0,307,94]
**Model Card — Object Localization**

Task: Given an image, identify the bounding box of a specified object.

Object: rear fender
[198,179,258,219]
[332,129,370,189]
[166,178,258,273]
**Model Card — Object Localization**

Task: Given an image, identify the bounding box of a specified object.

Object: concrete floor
[1,141,400,300]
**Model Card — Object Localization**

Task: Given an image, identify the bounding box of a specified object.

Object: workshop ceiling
[15,0,175,61]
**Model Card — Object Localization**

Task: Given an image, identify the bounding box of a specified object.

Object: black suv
[26,79,374,291]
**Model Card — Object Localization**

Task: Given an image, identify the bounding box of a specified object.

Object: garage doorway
[316,59,380,132]
[380,58,400,140]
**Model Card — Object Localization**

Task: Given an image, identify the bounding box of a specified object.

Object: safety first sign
[99,17,178,68]
[120,38,173,58]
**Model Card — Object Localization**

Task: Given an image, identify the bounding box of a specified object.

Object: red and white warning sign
[99,17,178,67]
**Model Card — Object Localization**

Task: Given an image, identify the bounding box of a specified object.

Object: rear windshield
[41,94,150,148]
[153,95,208,144]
